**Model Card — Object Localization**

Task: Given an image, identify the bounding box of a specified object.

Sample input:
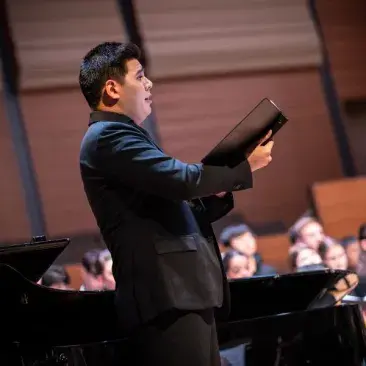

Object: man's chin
[144,106,152,119]
[137,110,152,126]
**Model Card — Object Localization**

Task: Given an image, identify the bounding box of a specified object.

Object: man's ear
[104,79,121,100]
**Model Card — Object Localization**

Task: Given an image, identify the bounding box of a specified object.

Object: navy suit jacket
[80,111,253,332]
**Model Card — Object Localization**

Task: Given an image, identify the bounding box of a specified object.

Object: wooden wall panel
[311,176,366,239]
[136,0,321,78]
[316,0,366,99]
[4,0,320,90]
[0,95,30,241]
[18,89,98,237]
[153,68,343,228]
[256,234,291,273]
[5,0,128,90]
[0,67,342,238]
[0,67,342,239]
[1,0,364,242]
[65,263,83,290]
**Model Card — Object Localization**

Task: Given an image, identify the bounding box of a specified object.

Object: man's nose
[145,78,153,90]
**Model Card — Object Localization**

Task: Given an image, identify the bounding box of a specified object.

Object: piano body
[0,237,365,366]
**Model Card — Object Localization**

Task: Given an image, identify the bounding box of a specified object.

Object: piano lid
[228,269,359,322]
[0,236,70,283]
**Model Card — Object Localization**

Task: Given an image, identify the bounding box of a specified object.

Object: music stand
[0,236,70,282]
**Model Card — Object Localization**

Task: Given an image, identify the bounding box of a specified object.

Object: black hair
[341,235,358,249]
[81,249,103,276]
[222,250,248,273]
[288,216,321,244]
[219,224,254,247]
[289,247,323,272]
[318,237,341,260]
[359,223,366,241]
[41,265,70,287]
[99,249,112,264]
[79,42,141,109]
[289,250,300,272]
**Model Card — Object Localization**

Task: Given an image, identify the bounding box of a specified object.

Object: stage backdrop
[0,0,365,243]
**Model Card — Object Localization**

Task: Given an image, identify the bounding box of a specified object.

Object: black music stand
[0,236,70,282]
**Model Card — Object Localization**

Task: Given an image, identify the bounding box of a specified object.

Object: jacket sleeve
[190,193,234,223]
[95,123,253,200]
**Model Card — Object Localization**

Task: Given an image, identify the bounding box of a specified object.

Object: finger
[260,130,272,143]
[264,129,272,140]
[265,140,274,152]
[262,130,272,141]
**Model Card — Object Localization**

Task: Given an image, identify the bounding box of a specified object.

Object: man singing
[79,42,274,365]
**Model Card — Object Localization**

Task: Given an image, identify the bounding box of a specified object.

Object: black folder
[201,98,288,168]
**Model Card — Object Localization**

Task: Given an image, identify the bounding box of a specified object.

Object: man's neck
[96,105,142,125]
[97,104,125,115]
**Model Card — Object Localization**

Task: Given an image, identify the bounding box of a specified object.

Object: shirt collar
[88,110,155,142]
[88,111,133,126]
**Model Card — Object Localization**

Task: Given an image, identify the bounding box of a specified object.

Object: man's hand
[247,130,274,172]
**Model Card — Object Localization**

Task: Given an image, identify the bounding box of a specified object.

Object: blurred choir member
[40,265,71,290]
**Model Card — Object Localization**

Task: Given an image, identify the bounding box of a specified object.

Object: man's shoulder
[88,119,141,136]
[81,120,146,150]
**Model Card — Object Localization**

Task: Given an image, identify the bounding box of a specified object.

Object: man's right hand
[247,130,274,172]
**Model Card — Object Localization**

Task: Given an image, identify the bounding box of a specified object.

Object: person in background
[222,224,257,257]
[80,249,105,291]
[318,241,348,271]
[288,217,325,254]
[99,249,116,290]
[359,223,366,251]
[220,224,276,276]
[355,223,366,276]
[290,247,323,272]
[340,236,361,272]
[40,265,71,290]
[222,250,253,280]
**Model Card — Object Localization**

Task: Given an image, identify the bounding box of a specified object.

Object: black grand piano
[0,237,365,366]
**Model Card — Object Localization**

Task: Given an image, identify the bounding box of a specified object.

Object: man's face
[106,59,153,124]
[230,232,257,256]
[299,222,325,250]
